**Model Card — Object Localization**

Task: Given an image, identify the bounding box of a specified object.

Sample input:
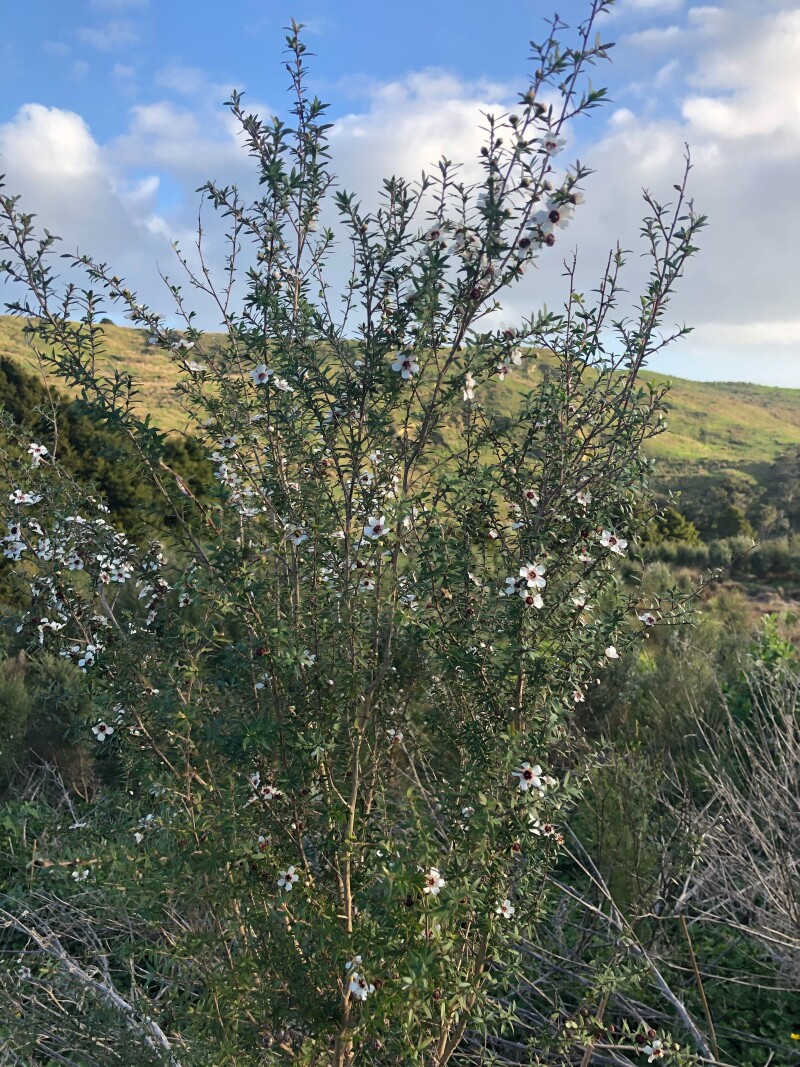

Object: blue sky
[2,0,800,385]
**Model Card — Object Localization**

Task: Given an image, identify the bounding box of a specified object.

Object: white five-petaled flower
[535,130,566,155]
[391,352,419,380]
[638,611,657,627]
[72,868,90,881]
[520,590,544,609]
[422,867,445,896]
[462,373,476,402]
[512,761,543,793]
[423,223,446,243]
[92,722,114,741]
[261,784,282,802]
[250,364,273,385]
[532,202,574,233]
[170,338,194,352]
[600,529,628,555]
[575,488,592,506]
[573,689,585,703]
[363,516,389,540]
[28,443,48,467]
[387,727,403,745]
[10,489,42,505]
[604,646,620,660]
[348,970,375,1001]
[643,1038,665,1062]
[277,865,299,891]
[523,488,539,506]
[496,898,515,919]
[285,524,308,546]
[273,377,294,392]
[519,562,546,589]
[219,435,238,449]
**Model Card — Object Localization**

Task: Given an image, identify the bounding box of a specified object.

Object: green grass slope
[2,315,799,486]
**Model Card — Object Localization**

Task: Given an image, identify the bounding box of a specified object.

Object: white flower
[600,529,627,555]
[359,574,376,593]
[133,832,144,844]
[261,784,282,802]
[186,360,204,373]
[576,489,592,506]
[519,562,546,589]
[573,689,585,703]
[363,516,389,540]
[219,435,238,449]
[643,1038,665,1062]
[423,223,446,243]
[532,203,574,232]
[28,442,48,467]
[520,590,544,609]
[356,469,374,487]
[9,489,42,505]
[461,805,475,818]
[496,898,515,919]
[92,722,114,741]
[535,130,566,155]
[512,762,543,792]
[391,353,419,380]
[285,524,308,546]
[452,228,481,257]
[604,646,620,660]
[638,611,657,627]
[503,576,525,597]
[273,377,294,392]
[422,867,445,896]
[277,865,299,891]
[170,338,194,352]
[72,868,90,881]
[523,488,539,506]
[250,364,273,385]
[348,970,375,1001]
[462,373,476,402]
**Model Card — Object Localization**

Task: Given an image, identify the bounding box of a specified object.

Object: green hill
[2,313,799,491]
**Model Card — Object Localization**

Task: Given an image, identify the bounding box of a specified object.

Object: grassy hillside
[2,314,799,485]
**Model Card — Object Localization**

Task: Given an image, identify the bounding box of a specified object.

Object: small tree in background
[0,4,707,1063]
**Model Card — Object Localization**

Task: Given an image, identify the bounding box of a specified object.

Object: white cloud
[76,20,140,51]
[624,24,683,47]
[2,1,799,386]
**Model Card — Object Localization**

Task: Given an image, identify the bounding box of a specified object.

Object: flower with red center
[391,352,419,380]
[422,867,446,895]
[600,529,628,555]
[277,865,299,891]
[363,516,389,540]
[512,761,543,792]
[250,364,273,385]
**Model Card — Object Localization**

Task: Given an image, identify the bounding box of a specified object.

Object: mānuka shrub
[0,5,708,1064]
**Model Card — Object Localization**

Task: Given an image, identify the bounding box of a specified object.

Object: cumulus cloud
[2,0,799,384]
[0,103,176,315]
[76,20,141,51]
